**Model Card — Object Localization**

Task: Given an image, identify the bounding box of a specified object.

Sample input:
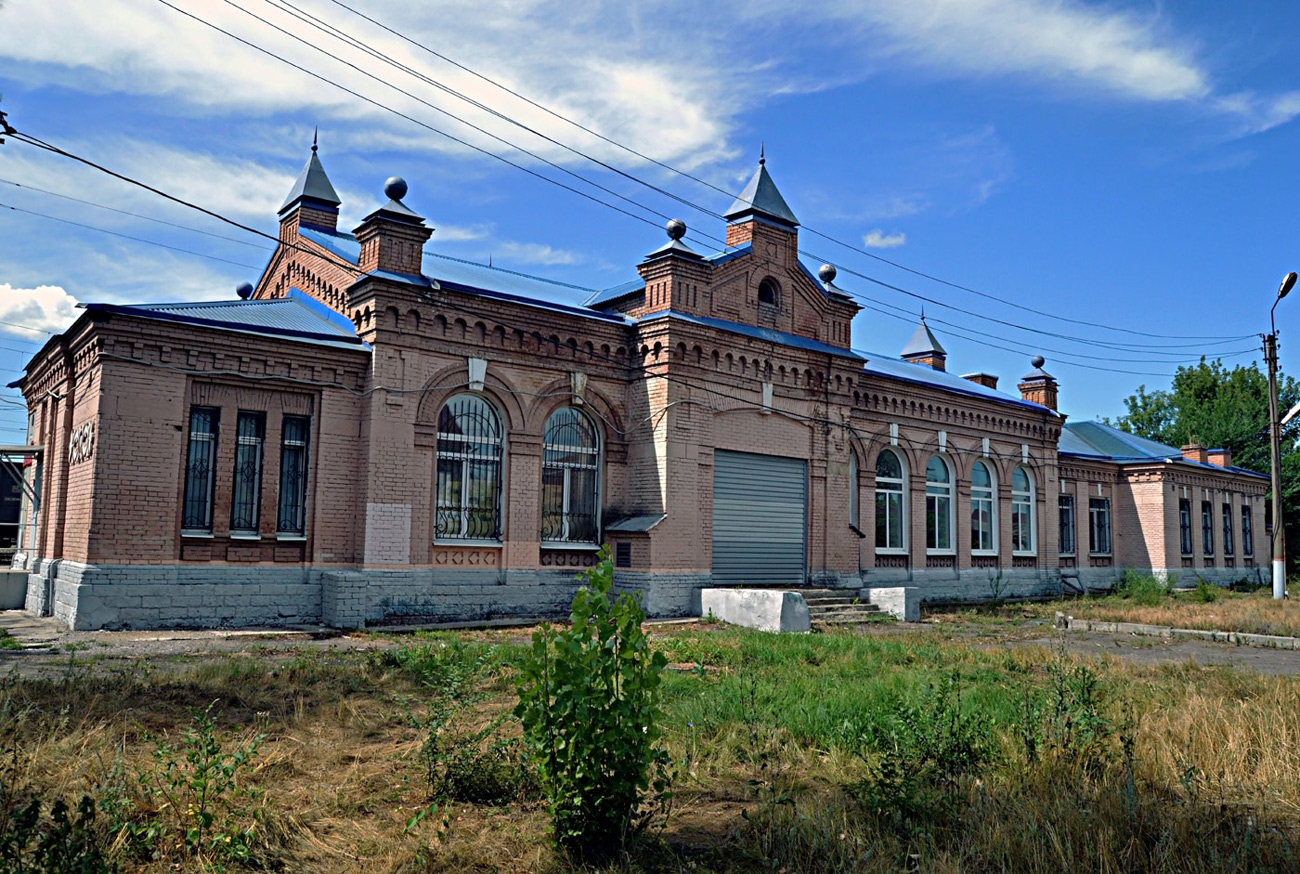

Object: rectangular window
[1222,504,1234,557]
[1201,500,1214,557]
[926,491,952,551]
[848,451,859,529]
[277,416,310,535]
[1243,506,1254,557]
[1058,494,1075,556]
[230,412,265,534]
[1088,497,1111,555]
[182,406,219,533]
[1179,499,1193,556]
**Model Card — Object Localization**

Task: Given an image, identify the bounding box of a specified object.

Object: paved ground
[5,610,1300,677]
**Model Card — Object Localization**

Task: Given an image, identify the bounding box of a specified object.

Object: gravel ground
[4,610,1300,678]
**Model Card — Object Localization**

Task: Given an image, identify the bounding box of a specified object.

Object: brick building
[10,147,1269,629]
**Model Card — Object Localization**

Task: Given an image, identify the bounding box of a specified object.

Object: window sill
[1089,553,1112,558]
[1012,551,1036,558]
[1059,553,1076,559]
[972,550,998,557]
[540,542,602,551]
[229,533,261,541]
[875,548,907,555]
[276,534,307,542]
[926,550,956,557]
[434,540,503,549]
[181,531,215,539]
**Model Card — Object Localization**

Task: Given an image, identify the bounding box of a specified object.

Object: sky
[3,0,1300,446]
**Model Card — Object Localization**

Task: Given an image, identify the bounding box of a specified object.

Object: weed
[516,548,670,861]
[1191,578,1221,603]
[1117,571,1170,607]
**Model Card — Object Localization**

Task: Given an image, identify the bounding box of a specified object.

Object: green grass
[0,630,22,651]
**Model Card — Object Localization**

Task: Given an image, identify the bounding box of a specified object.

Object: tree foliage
[1109,357,1300,569]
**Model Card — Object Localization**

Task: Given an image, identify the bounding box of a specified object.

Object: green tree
[1109,358,1300,571]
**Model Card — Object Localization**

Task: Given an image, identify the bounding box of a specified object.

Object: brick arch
[415,362,527,433]
[527,380,627,447]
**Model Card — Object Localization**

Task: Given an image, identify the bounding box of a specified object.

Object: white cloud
[0,284,80,337]
[495,241,580,266]
[433,222,493,243]
[862,229,906,249]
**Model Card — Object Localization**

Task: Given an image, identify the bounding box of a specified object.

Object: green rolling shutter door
[711,450,807,585]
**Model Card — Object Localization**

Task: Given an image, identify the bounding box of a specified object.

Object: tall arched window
[1012,467,1035,554]
[875,448,906,551]
[970,460,996,553]
[541,407,601,544]
[848,447,860,529]
[926,456,953,552]
[436,394,503,541]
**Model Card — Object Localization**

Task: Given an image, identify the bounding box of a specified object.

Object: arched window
[758,277,780,307]
[541,407,601,544]
[876,449,906,551]
[926,456,953,552]
[436,394,503,541]
[848,447,860,529]
[970,461,996,553]
[1012,467,1035,554]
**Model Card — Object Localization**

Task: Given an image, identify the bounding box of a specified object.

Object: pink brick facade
[10,153,1269,629]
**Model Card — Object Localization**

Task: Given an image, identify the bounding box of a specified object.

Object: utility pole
[1268,271,1297,600]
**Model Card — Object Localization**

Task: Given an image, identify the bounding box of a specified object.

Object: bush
[1117,571,1169,606]
[515,548,670,860]
[1192,578,1221,603]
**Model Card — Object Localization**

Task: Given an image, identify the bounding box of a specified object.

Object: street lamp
[1267,271,1297,599]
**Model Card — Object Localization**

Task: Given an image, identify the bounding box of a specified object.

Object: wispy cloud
[495,241,580,266]
[862,229,906,249]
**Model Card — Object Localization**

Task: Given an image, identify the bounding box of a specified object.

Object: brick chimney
[635,219,709,316]
[1018,355,1058,411]
[1181,443,1209,464]
[962,372,999,390]
[354,177,432,277]
[1207,448,1232,468]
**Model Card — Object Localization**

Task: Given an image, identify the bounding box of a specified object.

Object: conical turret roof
[723,158,798,227]
[901,316,946,359]
[279,144,341,214]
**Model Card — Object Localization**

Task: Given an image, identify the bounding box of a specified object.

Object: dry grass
[1021,587,1300,638]
[4,629,1300,872]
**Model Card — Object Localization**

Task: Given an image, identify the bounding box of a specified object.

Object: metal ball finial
[1031,354,1046,369]
[235,282,254,300]
[665,218,687,240]
[384,176,408,201]
[818,263,837,284]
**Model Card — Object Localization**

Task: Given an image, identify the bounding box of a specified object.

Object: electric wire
[312,0,1257,344]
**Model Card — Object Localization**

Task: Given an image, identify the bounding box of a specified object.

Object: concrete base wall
[699,588,811,633]
[865,587,920,622]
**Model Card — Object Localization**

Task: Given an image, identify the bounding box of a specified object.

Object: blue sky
[3,0,1300,446]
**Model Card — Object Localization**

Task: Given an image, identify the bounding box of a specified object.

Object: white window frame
[875,448,907,553]
[970,460,997,555]
[1011,466,1035,555]
[541,407,602,546]
[926,455,955,554]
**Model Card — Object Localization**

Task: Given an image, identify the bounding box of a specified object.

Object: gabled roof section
[279,147,341,215]
[856,348,1060,415]
[1059,420,1268,478]
[901,316,946,358]
[724,161,799,227]
[83,289,367,351]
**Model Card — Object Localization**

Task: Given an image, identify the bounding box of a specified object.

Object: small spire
[312,126,318,153]
[759,141,765,166]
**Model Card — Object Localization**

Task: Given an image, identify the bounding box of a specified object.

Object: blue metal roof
[84,289,368,351]
[1059,420,1268,478]
[642,311,863,360]
[279,149,341,214]
[856,350,1060,415]
[724,162,799,226]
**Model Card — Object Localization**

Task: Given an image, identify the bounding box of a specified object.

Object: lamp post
[1267,271,1297,600]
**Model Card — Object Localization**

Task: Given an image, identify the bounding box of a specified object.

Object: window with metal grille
[1243,506,1254,557]
[1058,494,1076,556]
[970,460,995,553]
[436,394,503,541]
[875,448,905,551]
[1089,497,1111,555]
[1222,504,1234,557]
[926,456,953,552]
[230,412,265,534]
[277,415,310,535]
[182,406,219,533]
[1179,499,1193,556]
[1012,467,1035,554]
[541,407,600,544]
[1201,500,1214,556]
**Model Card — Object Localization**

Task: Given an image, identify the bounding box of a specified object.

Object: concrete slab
[699,589,810,633]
